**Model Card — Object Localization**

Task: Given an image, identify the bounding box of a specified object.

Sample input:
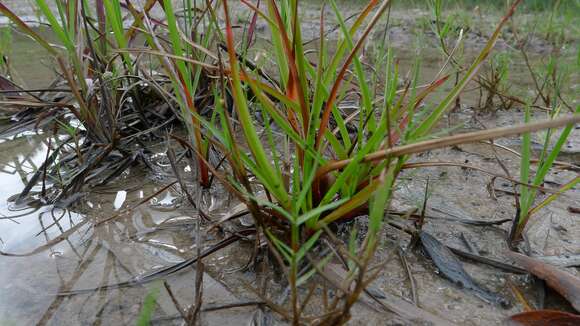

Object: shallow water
[0,131,263,324]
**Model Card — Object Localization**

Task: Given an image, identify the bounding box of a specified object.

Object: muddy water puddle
[0,133,263,325]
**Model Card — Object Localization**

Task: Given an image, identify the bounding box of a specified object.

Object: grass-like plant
[511,104,580,243]
[480,52,513,111]
[131,0,219,187]
[506,22,580,244]
[0,1,175,203]
[175,0,579,322]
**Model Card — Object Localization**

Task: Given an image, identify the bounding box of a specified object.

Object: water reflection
[0,134,165,323]
[0,132,253,324]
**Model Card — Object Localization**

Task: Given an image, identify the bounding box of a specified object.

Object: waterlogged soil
[3,109,580,326]
[1,3,580,326]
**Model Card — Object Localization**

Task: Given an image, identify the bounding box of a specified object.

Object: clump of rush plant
[131,0,219,188]
[171,0,579,323]
[506,18,580,245]
[479,52,514,112]
[0,1,184,205]
[510,103,580,245]
[428,0,466,111]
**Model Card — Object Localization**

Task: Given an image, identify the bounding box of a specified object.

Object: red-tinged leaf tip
[316,0,393,149]
[433,74,450,87]
[222,1,236,65]
[388,114,410,146]
[245,0,260,49]
[266,0,308,132]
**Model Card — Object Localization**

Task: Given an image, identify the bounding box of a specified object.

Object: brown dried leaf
[507,251,580,312]
[505,310,580,326]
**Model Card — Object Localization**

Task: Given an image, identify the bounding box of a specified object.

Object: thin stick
[397,247,418,306]
[163,281,188,321]
[317,114,580,178]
